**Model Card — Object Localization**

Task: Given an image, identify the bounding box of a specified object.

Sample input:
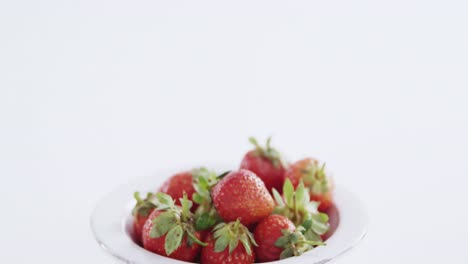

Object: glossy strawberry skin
[133,209,154,244]
[159,171,196,206]
[142,210,202,262]
[200,235,255,264]
[254,214,295,262]
[211,169,274,226]
[240,151,286,193]
[285,158,333,211]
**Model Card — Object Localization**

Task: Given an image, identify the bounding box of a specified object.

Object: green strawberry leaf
[248,137,261,148]
[308,163,329,194]
[150,211,177,238]
[311,213,330,235]
[280,248,294,259]
[195,210,219,231]
[274,227,323,260]
[179,193,193,221]
[303,227,321,241]
[283,179,294,207]
[217,171,230,179]
[239,234,252,255]
[213,222,226,231]
[194,173,209,194]
[295,182,306,207]
[290,232,300,243]
[212,220,256,256]
[272,188,285,206]
[192,167,219,205]
[301,219,313,231]
[192,193,204,204]
[304,201,320,214]
[133,191,144,206]
[303,240,326,246]
[165,225,184,256]
[246,230,258,247]
[214,233,229,252]
[186,231,207,247]
[274,235,290,247]
[228,237,239,254]
[155,192,175,210]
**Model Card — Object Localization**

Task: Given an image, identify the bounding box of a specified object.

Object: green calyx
[194,203,222,231]
[272,179,330,240]
[301,213,330,242]
[249,137,284,168]
[192,167,220,205]
[212,219,258,256]
[301,161,330,194]
[150,192,207,255]
[275,226,326,259]
[191,167,224,231]
[132,192,157,217]
[273,179,319,225]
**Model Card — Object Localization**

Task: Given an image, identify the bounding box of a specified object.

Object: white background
[1,0,467,263]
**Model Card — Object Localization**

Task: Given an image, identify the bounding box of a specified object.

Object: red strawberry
[211,169,274,226]
[285,158,334,211]
[254,214,324,262]
[134,214,148,243]
[200,220,256,264]
[142,193,206,262]
[240,137,286,193]
[159,171,196,207]
[132,192,157,244]
[254,214,295,262]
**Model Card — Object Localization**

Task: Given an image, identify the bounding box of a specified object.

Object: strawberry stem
[317,163,326,181]
[187,231,208,246]
[234,218,241,230]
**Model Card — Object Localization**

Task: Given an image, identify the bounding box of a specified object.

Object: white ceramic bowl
[91,165,367,263]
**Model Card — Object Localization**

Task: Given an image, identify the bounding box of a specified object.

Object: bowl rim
[90,165,368,264]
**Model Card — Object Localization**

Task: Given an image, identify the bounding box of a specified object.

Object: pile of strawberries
[132,138,334,263]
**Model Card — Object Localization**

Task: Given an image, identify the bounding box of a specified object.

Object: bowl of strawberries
[91,138,367,263]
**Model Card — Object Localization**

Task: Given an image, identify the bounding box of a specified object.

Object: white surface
[0,0,467,263]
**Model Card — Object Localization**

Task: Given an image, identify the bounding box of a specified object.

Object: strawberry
[284,158,333,211]
[254,214,325,262]
[159,171,196,207]
[142,192,206,262]
[211,169,275,226]
[272,179,330,241]
[240,137,286,193]
[132,192,157,244]
[191,167,225,231]
[200,220,257,264]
